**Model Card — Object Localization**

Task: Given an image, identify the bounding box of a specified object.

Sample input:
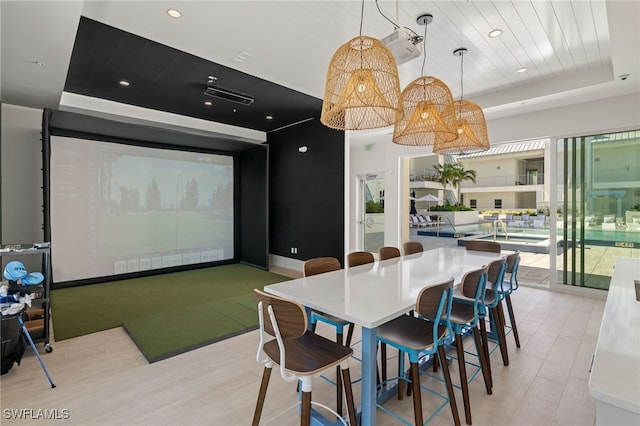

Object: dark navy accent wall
[239,146,269,269]
[268,119,344,263]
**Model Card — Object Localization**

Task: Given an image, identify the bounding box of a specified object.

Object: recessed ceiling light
[119,80,130,87]
[488,29,503,38]
[204,101,213,106]
[167,9,181,18]
[516,67,528,73]
[266,115,274,120]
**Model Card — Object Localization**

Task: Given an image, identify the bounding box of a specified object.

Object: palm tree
[433,162,476,205]
[450,163,476,204]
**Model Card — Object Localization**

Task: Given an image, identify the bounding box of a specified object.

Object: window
[470,199,477,209]
[494,199,502,209]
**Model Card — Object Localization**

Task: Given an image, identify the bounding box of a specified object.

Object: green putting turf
[51,264,290,362]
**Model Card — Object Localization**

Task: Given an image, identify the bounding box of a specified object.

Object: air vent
[204,76,254,105]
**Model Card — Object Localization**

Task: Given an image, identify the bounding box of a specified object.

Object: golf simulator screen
[49,136,235,283]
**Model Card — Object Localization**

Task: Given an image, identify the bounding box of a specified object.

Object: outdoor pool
[458,233,561,254]
[418,222,639,253]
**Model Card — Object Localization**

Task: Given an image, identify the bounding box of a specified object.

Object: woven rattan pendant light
[392,14,457,146]
[433,48,490,154]
[320,1,401,130]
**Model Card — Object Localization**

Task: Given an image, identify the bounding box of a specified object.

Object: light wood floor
[1,282,604,425]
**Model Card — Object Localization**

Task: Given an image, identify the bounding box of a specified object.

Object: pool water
[418,222,639,253]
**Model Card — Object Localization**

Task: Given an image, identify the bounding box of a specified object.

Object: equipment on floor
[1,266,55,386]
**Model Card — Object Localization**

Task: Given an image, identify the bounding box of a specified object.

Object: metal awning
[456,140,547,159]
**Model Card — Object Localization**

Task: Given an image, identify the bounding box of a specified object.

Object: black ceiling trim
[64,17,323,133]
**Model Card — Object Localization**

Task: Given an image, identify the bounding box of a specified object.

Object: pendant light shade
[433,99,489,154]
[321,35,402,130]
[392,75,457,146]
[434,47,490,155]
[392,14,457,146]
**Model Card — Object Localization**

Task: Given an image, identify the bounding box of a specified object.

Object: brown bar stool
[500,251,521,347]
[346,251,374,267]
[483,258,510,378]
[376,279,461,426]
[378,246,401,260]
[465,239,500,253]
[403,241,424,255]
[377,246,401,383]
[304,257,352,415]
[252,289,357,426]
[450,266,493,425]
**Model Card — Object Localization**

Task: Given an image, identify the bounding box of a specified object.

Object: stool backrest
[254,289,306,339]
[403,241,424,256]
[505,251,521,291]
[416,278,453,319]
[459,266,489,325]
[487,258,507,286]
[378,246,401,261]
[460,265,489,301]
[303,257,341,277]
[416,278,454,344]
[347,251,374,268]
[465,240,501,253]
[506,251,520,274]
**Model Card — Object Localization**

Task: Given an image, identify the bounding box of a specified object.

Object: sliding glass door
[558,130,640,289]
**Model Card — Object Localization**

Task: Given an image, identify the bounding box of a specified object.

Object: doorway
[358,173,385,252]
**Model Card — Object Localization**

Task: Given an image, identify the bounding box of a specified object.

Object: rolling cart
[0,243,52,352]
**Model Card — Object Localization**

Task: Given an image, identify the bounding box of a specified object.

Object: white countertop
[265,247,502,329]
[589,257,640,414]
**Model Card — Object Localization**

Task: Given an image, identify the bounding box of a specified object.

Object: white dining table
[264,246,505,426]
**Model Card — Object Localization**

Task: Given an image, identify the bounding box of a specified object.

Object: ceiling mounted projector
[381,28,422,65]
[204,76,254,105]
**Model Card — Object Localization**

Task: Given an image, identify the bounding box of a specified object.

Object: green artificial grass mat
[50,264,291,362]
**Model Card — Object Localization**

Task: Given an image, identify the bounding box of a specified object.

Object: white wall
[346,93,640,256]
[487,93,640,143]
[409,155,440,179]
[1,104,45,270]
[461,156,522,187]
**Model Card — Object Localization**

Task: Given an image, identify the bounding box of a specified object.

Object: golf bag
[1,312,26,375]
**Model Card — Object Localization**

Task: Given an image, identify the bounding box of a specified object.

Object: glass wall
[558,130,640,290]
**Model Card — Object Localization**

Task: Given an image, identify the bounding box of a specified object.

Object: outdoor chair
[417,215,433,227]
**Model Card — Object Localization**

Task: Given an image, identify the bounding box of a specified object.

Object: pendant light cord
[460,50,464,101]
[359,0,364,37]
[421,19,428,76]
